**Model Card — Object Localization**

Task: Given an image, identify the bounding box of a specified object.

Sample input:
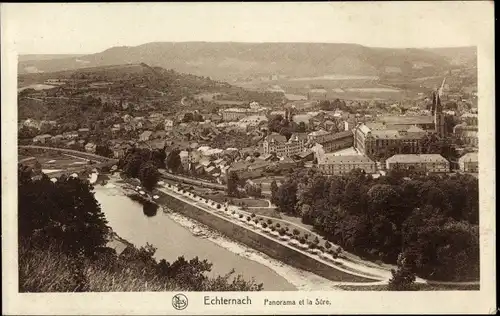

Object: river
[93,184,298,291]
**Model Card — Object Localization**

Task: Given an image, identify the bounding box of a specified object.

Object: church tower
[433,90,445,138]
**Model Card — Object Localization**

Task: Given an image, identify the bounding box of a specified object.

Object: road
[159,169,226,190]
[158,184,386,283]
[19,145,118,163]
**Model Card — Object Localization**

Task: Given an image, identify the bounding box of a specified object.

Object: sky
[2,2,493,55]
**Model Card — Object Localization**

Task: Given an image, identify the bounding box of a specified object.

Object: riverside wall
[162,192,379,283]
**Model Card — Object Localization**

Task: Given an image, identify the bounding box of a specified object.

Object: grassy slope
[19,244,180,292]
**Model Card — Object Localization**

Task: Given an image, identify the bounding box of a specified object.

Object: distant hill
[424,47,477,67]
[18,42,477,81]
[19,54,85,62]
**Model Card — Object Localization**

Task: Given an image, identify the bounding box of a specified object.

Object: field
[18,150,90,170]
[205,193,271,208]
[236,76,415,101]
[213,100,247,106]
[18,84,57,92]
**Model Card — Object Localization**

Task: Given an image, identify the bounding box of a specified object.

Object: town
[19,65,478,186]
[17,51,479,293]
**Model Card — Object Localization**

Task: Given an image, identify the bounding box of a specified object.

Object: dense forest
[18,165,262,292]
[271,168,479,282]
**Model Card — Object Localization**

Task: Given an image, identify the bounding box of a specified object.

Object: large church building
[354,90,446,158]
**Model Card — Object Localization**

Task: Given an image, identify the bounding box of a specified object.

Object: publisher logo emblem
[172,293,188,310]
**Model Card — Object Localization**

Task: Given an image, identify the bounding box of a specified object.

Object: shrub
[279,228,286,236]
[262,222,268,229]
[313,236,320,245]
[292,229,300,236]
[308,243,316,249]
[325,241,332,249]
[336,247,343,254]
[216,204,221,209]
[253,218,259,224]
[246,216,251,222]
[284,227,289,232]
[239,214,244,218]
[299,237,306,244]
[270,226,276,232]
[275,223,281,229]
[318,246,325,253]
[251,213,256,218]
[231,210,235,214]
[267,219,273,225]
[304,233,310,240]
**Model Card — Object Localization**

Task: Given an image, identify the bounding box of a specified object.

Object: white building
[458,152,478,173]
[263,132,308,158]
[164,119,174,131]
[318,154,376,175]
[386,154,450,173]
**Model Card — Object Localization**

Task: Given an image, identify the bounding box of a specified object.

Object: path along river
[93,181,346,291]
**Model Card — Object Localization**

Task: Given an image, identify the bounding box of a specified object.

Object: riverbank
[100,175,349,290]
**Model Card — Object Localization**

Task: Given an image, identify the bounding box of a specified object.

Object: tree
[182,112,194,123]
[313,236,320,245]
[151,149,167,168]
[297,121,307,133]
[18,167,110,257]
[139,161,160,191]
[270,180,279,205]
[95,144,113,158]
[166,149,182,173]
[121,150,144,178]
[388,252,416,291]
[245,182,262,198]
[227,171,240,197]
[276,181,298,215]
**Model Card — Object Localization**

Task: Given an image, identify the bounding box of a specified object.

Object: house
[122,114,133,123]
[307,130,353,153]
[139,130,153,142]
[23,119,41,129]
[50,134,64,144]
[385,154,450,173]
[458,152,478,173]
[85,142,97,153]
[277,157,297,170]
[263,132,308,158]
[78,128,90,136]
[220,106,268,121]
[295,150,314,162]
[453,124,478,148]
[113,143,132,159]
[164,119,174,131]
[228,160,272,180]
[152,130,167,140]
[318,154,376,175]
[199,158,213,169]
[32,134,52,144]
[179,151,190,169]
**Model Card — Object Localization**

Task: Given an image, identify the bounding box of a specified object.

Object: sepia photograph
[2,2,495,315]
